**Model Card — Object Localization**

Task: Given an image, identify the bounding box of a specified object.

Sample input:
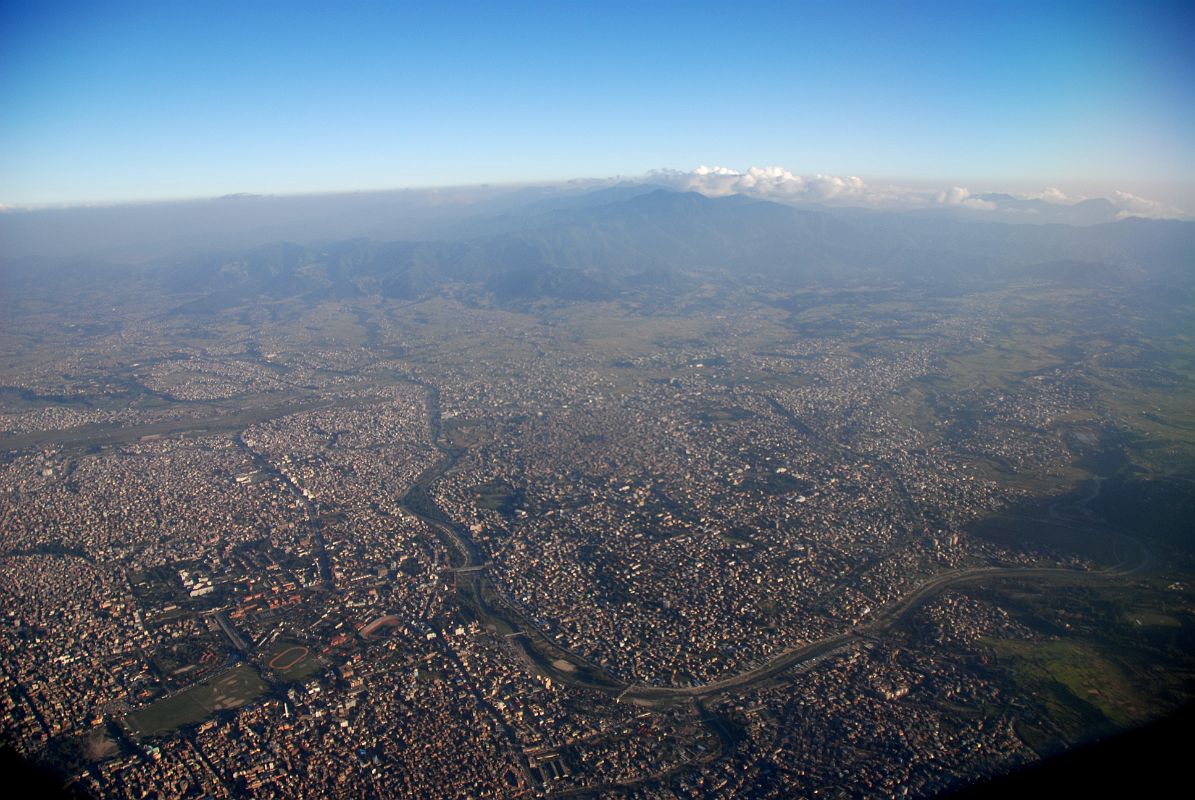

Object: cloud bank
[648,166,1188,220]
[651,166,898,206]
[1109,190,1187,220]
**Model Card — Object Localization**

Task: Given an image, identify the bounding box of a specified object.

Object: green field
[125,663,268,739]
[969,511,1126,567]
[260,640,323,682]
[472,481,523,516]
[987,638,1149,735]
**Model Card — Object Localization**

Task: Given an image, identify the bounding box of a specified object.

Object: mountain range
[3,187,1193,313]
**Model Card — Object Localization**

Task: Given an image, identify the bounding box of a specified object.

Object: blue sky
[1,0,1192,205]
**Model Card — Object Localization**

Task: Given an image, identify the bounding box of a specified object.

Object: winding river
[397,382,1149,707]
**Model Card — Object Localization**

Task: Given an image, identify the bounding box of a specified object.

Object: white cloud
[652,166,993,210]
[1016,186,1081,204]
[1110,190,1186,219]
[934,186,996,210]
[651,165,902,206]
[646,166,1189,219]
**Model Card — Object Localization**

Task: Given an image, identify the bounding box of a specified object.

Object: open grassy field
[987,638,1150,733]
[260,640,323,683]
[125,663,268,739]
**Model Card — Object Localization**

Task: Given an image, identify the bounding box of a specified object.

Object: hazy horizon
[2,165,1191,264]
[3,169,1194,215]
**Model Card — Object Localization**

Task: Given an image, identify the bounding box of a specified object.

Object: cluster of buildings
[0,290,1126,797]
[140,358,291,402]
[423,314,1072,687]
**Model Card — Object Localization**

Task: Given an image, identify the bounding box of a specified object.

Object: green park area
[261,640,323,683]
[987,637,1150,738]
[125,663,268,739]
